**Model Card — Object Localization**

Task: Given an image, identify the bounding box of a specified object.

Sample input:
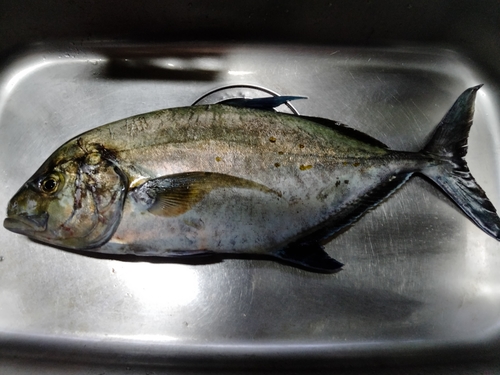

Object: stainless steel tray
[1,40,500,372]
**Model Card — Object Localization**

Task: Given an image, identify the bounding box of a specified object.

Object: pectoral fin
[149,183,200,216]
[131,171,278,217]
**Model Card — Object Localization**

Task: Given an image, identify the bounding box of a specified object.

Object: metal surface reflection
[113,263,200,308]
[0,43,500,368]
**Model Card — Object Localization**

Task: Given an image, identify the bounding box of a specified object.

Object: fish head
[4,149,128,250]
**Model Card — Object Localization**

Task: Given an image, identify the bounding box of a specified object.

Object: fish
[3,85,500,272]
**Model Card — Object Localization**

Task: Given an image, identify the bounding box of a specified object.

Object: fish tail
[420,85,500,240]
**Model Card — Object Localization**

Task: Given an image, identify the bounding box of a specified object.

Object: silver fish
[4,86,500,272]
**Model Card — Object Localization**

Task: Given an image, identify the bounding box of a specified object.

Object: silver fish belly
[4,86,500,272]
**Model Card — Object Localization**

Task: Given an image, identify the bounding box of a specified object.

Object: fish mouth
[3,213,48,235]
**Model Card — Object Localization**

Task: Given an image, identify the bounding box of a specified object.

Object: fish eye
[39,175,60,194]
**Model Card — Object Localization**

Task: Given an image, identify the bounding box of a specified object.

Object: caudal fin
[421,85,500,240]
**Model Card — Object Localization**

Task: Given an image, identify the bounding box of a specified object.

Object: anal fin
[275,172,413,272]
[301,172,413,245]
[274,242,344,273]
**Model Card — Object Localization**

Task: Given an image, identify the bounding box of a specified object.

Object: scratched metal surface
[1,42,500,371]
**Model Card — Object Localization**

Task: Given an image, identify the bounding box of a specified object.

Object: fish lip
[3,213,48,234]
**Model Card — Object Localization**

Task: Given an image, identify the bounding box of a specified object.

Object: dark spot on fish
[335,180,341,187]
[278,151,284,155]
[274,163,281,168]
[342,161,348,166]
[299,144,305,149]
[353,162,360,167]
[269,136,277,143]
[215,156,222,162]
[344,180,349,184]
[184,217,205,230]
[299,164,312,171]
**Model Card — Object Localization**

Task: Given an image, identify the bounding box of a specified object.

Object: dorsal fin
[219,96,307,111]
[300,115,389,149]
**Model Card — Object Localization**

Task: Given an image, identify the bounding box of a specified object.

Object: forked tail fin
[421,85,500,240]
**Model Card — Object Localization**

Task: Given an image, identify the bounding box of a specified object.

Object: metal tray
[1,41,500,373]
